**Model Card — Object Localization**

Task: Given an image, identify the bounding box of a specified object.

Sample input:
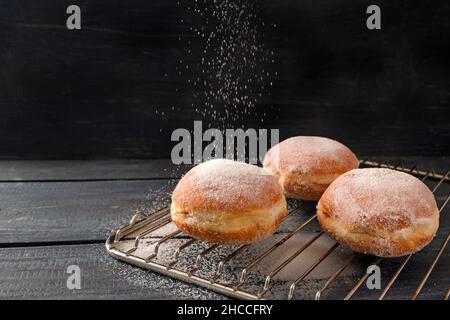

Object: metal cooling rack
[106,159,450,300]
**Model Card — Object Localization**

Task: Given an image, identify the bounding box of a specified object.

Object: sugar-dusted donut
[263,136,359,200]
[317,168,440,257]
[171,159,287,244]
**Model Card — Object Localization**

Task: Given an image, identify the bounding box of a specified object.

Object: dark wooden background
[0,0,449,159]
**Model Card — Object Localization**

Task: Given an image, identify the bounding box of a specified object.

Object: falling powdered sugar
[177,0,276,126]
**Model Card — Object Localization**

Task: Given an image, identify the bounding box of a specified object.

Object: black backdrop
[0,0,449,159]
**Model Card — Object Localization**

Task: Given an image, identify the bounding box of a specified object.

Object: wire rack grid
[106,159,450,300]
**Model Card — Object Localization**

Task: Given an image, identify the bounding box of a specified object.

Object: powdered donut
[263,136,359,200]
[171,159,287,244]
[317,168,439,257]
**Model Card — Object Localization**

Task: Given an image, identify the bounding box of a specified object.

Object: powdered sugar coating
[319,168,438,233]
[172,159,284,214]
[263,136,359,176]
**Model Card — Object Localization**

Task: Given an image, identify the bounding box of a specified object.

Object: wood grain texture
[0,0,449,159]
[0,179,174,244]
[0,232,447,299]
[0,156,447,181]
[0,243,224,299]
[0,159,191,181]
[0,158,448,299]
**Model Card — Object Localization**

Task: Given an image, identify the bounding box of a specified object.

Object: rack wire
[106,159,450,300]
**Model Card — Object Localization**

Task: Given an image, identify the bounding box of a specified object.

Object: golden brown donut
[317,168,439,257]
[263,136,359,200]
[171,159,287,244]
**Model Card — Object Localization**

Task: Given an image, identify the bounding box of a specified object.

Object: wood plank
[0,234,447,299]
[0,159,191,181]
[0,243,224,299]
[0,1,449,159]
[0,157,447,181]
[0,179,174,244]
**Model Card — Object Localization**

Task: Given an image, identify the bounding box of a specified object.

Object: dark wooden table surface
[0,157,448,299]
